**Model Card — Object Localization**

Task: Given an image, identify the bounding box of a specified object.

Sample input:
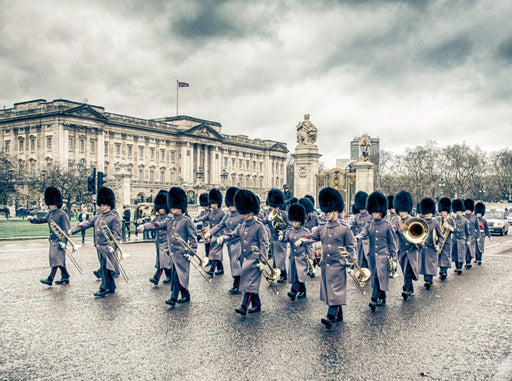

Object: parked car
[486,210,509,236]
[29,209,50,218]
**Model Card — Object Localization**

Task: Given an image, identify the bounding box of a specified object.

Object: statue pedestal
[292,144,321,201]
[354,161,374,194]
[114,173,132,206]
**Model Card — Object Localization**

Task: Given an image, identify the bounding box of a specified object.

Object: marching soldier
[437,197,455,280]
[297,187,356,329]
[419,198,443,290]
[451,199,470,275]
[148,190,173,285]
[194,193,211,259]
[351,191,371,269]
[29,187,71,286]
[139,187,198,307]
[475,201,491,265]
[463,199,480,270]
[279,203,314,301]
[299,196,320,277]
[265,188,290,283]
[393,190,421,301]
[218,189,269,316]
[203,188,225,276]
[70,187,122,297]
[208,187,243,294]
[356,191,397,311]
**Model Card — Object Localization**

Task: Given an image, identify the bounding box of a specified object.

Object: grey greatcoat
[210,210,243,277]
[357,218,398,291]
[31,209,71,268]
[464,213,480,262]
[435,216,455,268]
[281,225,314,284]
[420,218,443,276]
[205,208,225,261]
[303,219,357,306]
[145,213,172,270]
[145,213,197,289]
[477,217,491,255]
[265,209,290,271]
[71,209,122,275]
[221,217,268,294]
[451,215,469,264]
[393,216,421,281]
[351,211,372,266]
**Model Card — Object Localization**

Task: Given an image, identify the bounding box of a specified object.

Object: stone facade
[0,99,288,207]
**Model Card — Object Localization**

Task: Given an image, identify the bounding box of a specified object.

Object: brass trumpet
[399,217,429,247]
[251,245,280,295]
[200,226,210,243]
[99,220,129,283]
[437,215,454,255]
[388,257,398,278]
[337,246,371,295]
[269,208,287,232]
[49,221,83,274]
[305,252,315,276]
[173,233,211,282]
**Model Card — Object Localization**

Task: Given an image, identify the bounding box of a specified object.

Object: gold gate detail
[316,168,356,209]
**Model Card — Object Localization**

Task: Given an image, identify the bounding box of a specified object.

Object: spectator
[122,205,131,241]
[78,207,90,243]
[283,184,293,207]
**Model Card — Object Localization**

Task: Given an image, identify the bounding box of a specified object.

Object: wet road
[1,235,512,380]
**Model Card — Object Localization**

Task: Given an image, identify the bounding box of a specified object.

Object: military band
[29,182,495,330]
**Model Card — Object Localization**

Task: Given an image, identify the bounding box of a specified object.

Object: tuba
[251,245,280,295]
[400,217,429,247]
[269,208,287,232]
[49,221,83,274]
[99,220,129,283]
[337,246,371,295]
[173,233,211,282]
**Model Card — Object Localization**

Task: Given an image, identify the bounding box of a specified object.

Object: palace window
[79,139,85,153]
[90,140,95,154]
[30,138,36,152]
[170,151,175,162]
[138,168,143,181]
[127,145,132,158]
[104,142,109,155]
[150,147,155,160]
[19,139,24,152]
[149,170,154,182]
[68,137,74,152]
[160,170,165,182]
[115,143,120,156]
[160,149,165,162]
[5,140,10,154]
[170,172,175,183]
[46,137,52,150]
[30,163,36,177]
[138,146,144,159]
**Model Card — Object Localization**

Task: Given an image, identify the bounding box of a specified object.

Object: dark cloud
[419,34,473,69]
[494,36,512,65]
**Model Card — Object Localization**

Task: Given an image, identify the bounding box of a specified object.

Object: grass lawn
[0,218,93,239]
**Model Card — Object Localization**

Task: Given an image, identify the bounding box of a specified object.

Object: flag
[178,81,189,87]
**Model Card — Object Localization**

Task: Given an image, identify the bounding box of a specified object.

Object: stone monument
[354,135,374,194]
[292,114,321,203]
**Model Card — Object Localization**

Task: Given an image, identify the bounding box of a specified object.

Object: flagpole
[176,80,179,116]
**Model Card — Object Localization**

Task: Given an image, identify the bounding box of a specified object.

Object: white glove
[217,237,224,245]
[137,225,144,232]
[26,216,34,222]
[295,239,303,247]
[59,242,66,249]
[311,226,318,233]
[278,233,284,241]
[108,245,115,253]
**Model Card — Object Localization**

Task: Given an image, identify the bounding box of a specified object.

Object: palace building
[0,99,288,207]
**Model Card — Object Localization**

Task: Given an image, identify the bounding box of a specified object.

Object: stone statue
[296,114,317,145]
[359,135,372,162]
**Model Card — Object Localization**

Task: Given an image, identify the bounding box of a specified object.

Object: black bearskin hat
[225,187,239,207]
[319,187,344,213]
[475,202,486,216]
[298,197,315,214]
[419,197,436,215]
[267,188,284,208]
[354,191,368,211]
[97,186,115,209]
[208,188,222,207]
[288,203,306,225]
[394,190,413,213]
[290,197,298,204]
[452,199,464,213]
[387,195,395,210]
[168,187,187,212]
[44,187,63,208]
[367,191,388,216]
[305,194,315,207]
[438,197,452,213]
[154,190,169,212]
[352,204,359,215]
[199,193,209,207]
[234,189,260,215]
[464,198,474,212]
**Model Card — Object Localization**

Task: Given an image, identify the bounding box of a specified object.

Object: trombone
[49,221,83,274]
[251,245,280,296]
[337,246,371,295]
[173,233,212,282]
[99,220,129,283]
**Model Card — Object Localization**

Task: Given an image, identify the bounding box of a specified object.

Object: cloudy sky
[1,0,511,167]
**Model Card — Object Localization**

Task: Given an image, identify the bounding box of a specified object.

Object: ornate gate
[316,167,356,211]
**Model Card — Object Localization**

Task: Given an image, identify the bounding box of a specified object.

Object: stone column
[354,161,374,194]
[292,145,321,199]
[114,172,132,207]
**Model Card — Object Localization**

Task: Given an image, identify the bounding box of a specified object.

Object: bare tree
[491,149,512,201]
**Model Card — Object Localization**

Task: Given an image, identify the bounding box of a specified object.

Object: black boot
[369,298,377,312]
[321,315,334,329]
[40,278,53,286]
[287,291,297,301]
